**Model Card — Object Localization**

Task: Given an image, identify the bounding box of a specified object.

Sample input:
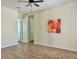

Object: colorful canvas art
[48,18,61,33]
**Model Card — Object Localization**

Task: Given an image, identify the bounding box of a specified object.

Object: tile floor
[1,43,77,59]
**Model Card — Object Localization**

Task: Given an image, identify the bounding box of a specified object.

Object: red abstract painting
[48,19,61,33]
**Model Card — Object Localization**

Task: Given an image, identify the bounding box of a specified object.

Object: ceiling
[2,0,76,13]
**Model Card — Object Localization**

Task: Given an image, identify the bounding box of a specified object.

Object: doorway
[28,15,34,43]
[18,17,23,43]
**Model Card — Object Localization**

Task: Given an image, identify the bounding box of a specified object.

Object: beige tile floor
[1,43,77,59]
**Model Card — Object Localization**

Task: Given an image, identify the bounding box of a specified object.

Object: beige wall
[23,1,77,51]
[1,6,18,48]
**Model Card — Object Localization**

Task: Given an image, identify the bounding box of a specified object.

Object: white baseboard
[52,45,77,52]
[1,43,18,48]
[34,43,77,52]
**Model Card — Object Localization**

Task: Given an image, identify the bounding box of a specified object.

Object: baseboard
[1,43,18,48]
[34,43,77,52]
[52,45,77,52]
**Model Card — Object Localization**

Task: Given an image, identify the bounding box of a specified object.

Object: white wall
[22,1,77,51]
[1,6,18,48]
[36,1,77,51]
